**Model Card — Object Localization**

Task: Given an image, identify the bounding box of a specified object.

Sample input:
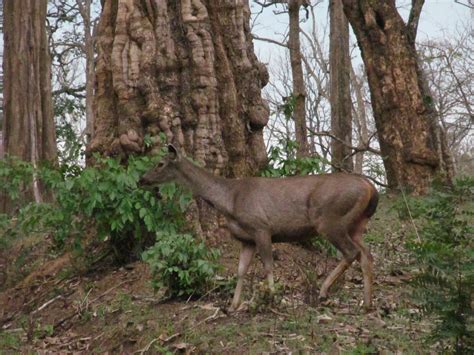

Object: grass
[0,331,21,351]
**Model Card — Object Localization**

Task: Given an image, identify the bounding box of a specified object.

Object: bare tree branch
[52,86,86,98]
[406,0,425,44]
[252,34,288,48]
[307,128,380,155]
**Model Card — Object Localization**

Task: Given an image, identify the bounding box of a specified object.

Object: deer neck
[176,159,234,215]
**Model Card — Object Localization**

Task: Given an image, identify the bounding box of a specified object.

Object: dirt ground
[0,196,437,353]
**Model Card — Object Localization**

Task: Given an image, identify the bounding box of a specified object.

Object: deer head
[139,144,182,186]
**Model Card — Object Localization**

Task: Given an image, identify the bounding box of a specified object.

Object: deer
[139,145,379,311]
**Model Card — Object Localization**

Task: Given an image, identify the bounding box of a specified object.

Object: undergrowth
[142,232,221,298]
[0,150,220,297]
[396,177,474,353]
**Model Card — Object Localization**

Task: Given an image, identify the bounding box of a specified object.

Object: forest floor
[0,196,439,354]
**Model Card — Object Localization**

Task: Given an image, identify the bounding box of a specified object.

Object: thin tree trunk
[288,0,309,158]
[77,0,96,142]
[1,0,57,213]
[329,0,353,172]
[342,0,451,194]
[350,65,368,175]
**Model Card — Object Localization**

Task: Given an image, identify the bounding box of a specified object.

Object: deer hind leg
[230,242,256,311]
[255,231,274,290]
[317,224,360,301]
[319,258,352,300]
[351,218,373,310]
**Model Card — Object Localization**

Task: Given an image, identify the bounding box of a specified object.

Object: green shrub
[0,150,226,300]
[401,177,474,353]
[142,231,220,298]
[0,157,35,209]
[261,139,327,177]
[0,152,191,259]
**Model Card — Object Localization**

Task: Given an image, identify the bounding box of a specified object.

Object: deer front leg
[230,242,256,311]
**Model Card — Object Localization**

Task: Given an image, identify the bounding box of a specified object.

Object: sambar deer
[139,145,378,311]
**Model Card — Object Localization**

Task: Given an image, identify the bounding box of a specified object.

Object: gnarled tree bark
[342,0,452,194]
[89,0,269,230]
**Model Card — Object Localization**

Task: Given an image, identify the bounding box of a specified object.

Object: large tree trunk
[342,0,451,194]
[89,0,269,230]
[329,0,353,172]
[288,0,309,158]
[1,0,57,212]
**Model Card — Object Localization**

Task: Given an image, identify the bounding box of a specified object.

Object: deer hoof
[318,294,334,307]
[363,303,374,313]
[228,302,248,313]
[228,302,239,313]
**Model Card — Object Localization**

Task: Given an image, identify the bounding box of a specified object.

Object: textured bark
[406,0,455,184]
[89,0,269,230]
[1,0,57,212]
[77,0,96,141]
[329,0,353,171]
[342,0,450,194]
[350,64,368,175]
[288,0,309,158]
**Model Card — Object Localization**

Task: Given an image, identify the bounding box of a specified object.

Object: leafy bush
[142,231,220,298]
[0,157,35,207]
[0,152,191,259]
[261,139,327,177]
[0,150,224,300]
[400,177,474,352]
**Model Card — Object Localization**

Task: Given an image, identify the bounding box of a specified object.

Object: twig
[192,307,222,329]
[135,333,181,355]
[31,295,63,315]
[307,128,381,155]
[131,295,161,304]
[161,332,181,343]
[90,280,129,303]
[252,34,288,48]
[2,328,24,333]
[185,293,194,304]
[400,187,421,243]
[1,313,18,328]
[55,279,134,329]
[136,338,159,354]
[270,308,289,317]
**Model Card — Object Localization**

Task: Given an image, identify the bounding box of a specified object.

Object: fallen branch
[136,338,159,355]
[90,280,129,304]
[31,295,63,315]
[193,307,222,328]
[135,333,181,355]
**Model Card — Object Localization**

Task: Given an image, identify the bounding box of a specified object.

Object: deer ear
[167,144,181,161]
